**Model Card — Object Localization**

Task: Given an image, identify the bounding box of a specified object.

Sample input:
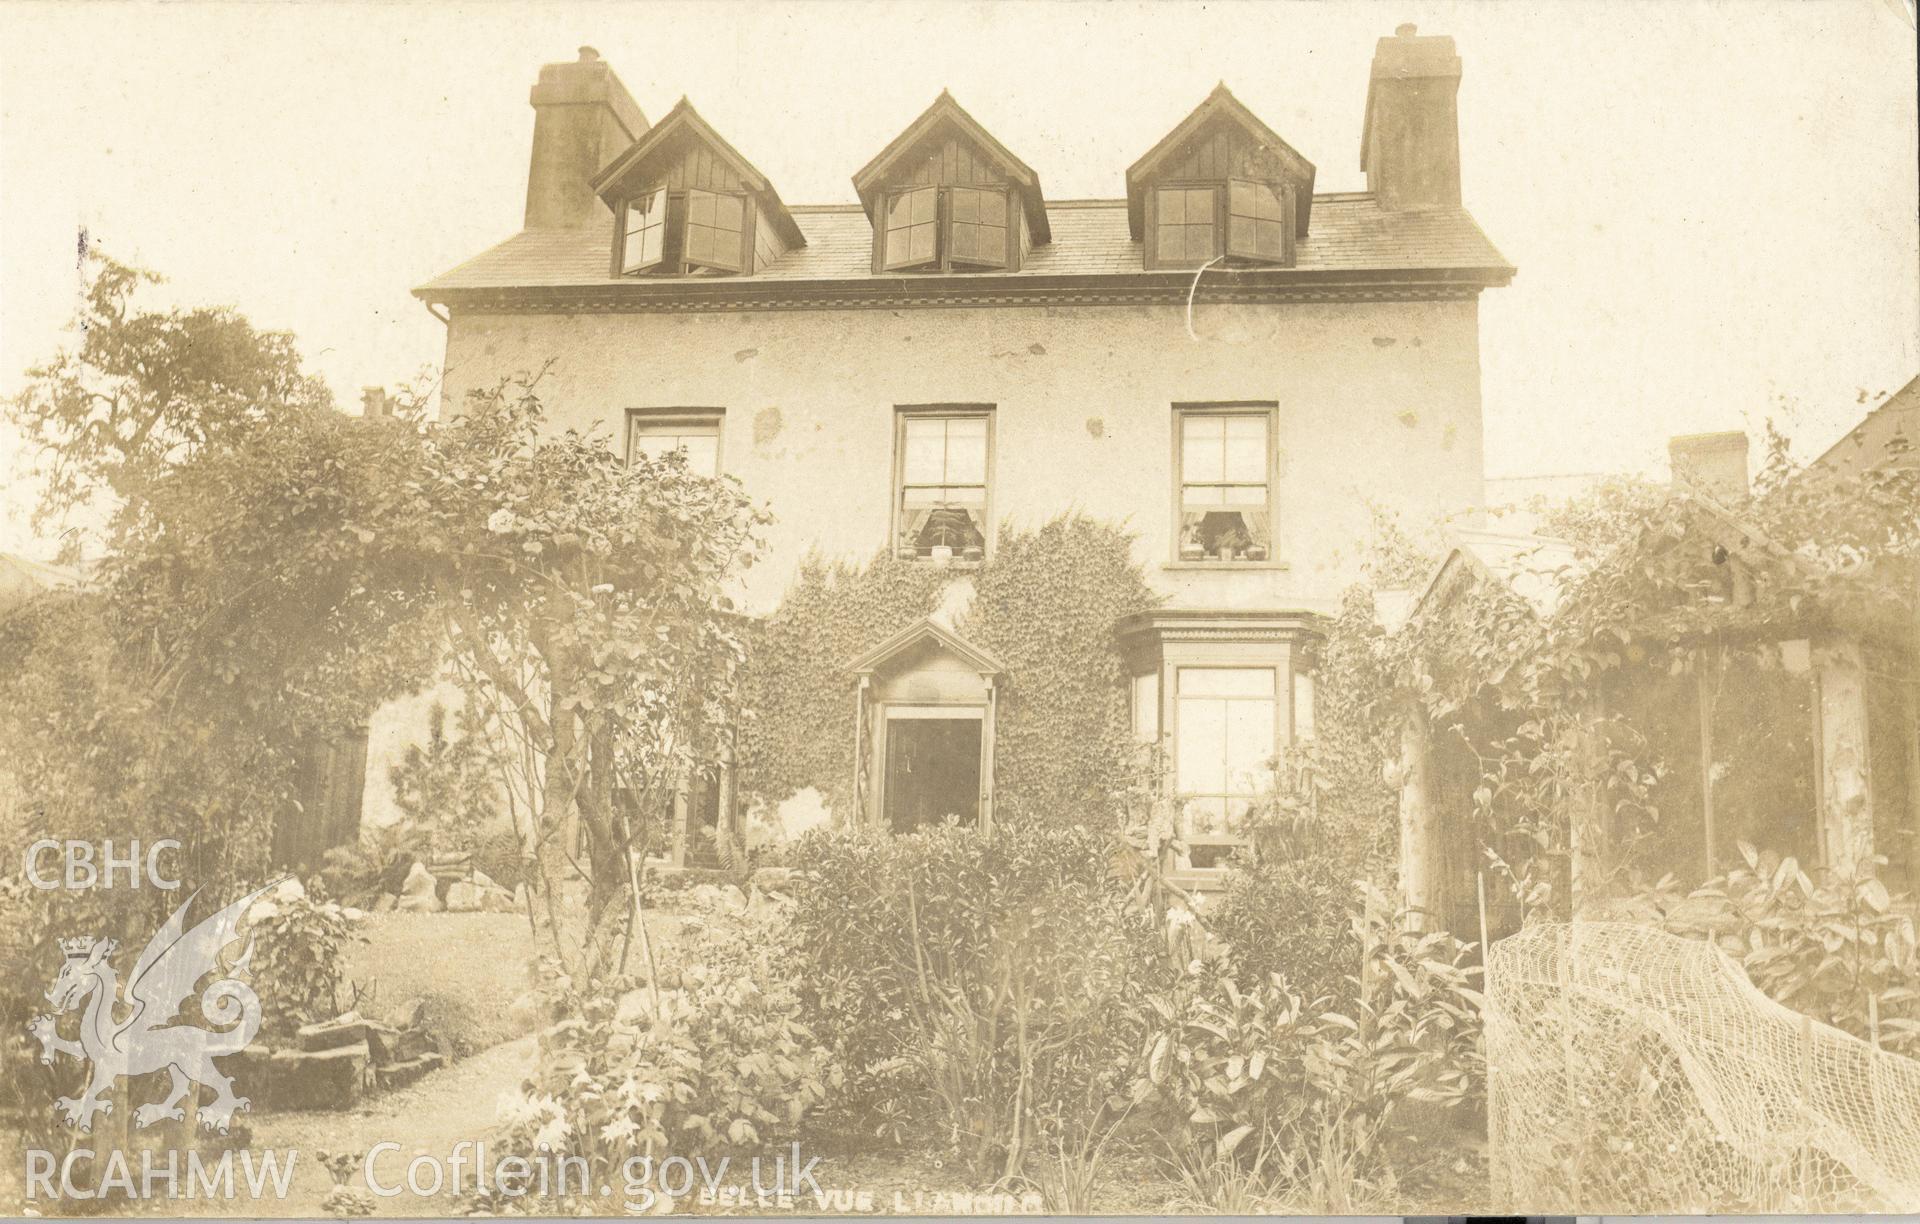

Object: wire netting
[1484,921,1920,1212]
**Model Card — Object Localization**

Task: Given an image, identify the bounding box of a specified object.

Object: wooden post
[1398,701,1439,929]
[851,678,866,831]
[669,776,689,868]
[1697,651,1719,878]
[1567,708,1609,911]
[1814,636,1874,873]
[1478,871,1500,1201]
[980,679,997,834]
[715,738,737,871]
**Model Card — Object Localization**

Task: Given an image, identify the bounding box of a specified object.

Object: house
[411,28,1513,876]
[1395,406,1920,936]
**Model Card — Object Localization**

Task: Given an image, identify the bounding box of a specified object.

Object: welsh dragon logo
[27,880,282,1135]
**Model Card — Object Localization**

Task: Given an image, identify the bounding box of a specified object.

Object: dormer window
[1147,179,1295,269]
[1126,85,1317,273]
[881,185,1011,272]
[620,187,750,276]
[856,93,1050,277]
[593,99,806,279]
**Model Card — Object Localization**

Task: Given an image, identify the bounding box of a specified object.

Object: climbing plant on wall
[735,514,1157,828]
[961,514,1157,828]
[735,552,950,817]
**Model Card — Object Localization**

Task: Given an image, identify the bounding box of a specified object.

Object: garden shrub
[1660,840,1920,1057]
[496,887,837,1203]
[1133,882,1481,1206]
[787,822,1166,1177]
[247,891,361,1037]
[1206,845,1359,1007]
[387,698,505,858]
[319,821,430,906]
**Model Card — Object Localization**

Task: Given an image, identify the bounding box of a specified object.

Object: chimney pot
[1396,22,1418,36]
[1668,431,1751,500]
[578,46,600,62]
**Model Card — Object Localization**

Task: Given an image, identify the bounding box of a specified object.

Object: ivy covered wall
[736,514,1156,827]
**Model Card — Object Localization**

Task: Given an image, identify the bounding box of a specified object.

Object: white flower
[486,508,516,534]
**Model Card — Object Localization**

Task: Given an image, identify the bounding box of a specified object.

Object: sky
[2,0,1916,560]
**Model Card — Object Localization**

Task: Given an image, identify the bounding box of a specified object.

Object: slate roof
[416,194,1512,298]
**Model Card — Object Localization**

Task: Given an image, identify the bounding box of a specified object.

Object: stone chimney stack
[1360,24,1463,212]
[524,47,648,229]
[1669,431,1751,500]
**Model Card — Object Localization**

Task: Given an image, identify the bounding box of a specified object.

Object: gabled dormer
[591,99,805,277]
[1126,84,1316,270]
[853,92,1050,275]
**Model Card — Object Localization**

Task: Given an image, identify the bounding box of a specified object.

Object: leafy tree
[399,378,767,973]
[7,252,330,551]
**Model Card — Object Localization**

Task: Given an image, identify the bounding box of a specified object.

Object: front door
[883,714,982,833]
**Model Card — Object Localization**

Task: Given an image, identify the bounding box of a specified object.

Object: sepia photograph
[1,0,1917,1216]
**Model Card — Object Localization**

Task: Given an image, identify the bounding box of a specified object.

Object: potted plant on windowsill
[1244,541,1268,562]
[1215,526,1251,563]
[961,543,984,563]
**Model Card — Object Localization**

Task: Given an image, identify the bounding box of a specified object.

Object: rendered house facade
[414,29,1513,869]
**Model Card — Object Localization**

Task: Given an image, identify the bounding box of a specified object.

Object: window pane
[683,189,745,272]
[1221,485,1268,507]
[1224,699,1276,787]
[1228,179,1253,218]
[1181,415,1224,483]
[903,419,945,483]
[910,222,936,264]
[951,189,978,223]
[1187,188,1215,219]
[1223,417,1267,481]
[630,423,719,475]
[1157,187,1186,224]
[885,187,939,270]
[1176,699,1228,794]
[945,419,988,482]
